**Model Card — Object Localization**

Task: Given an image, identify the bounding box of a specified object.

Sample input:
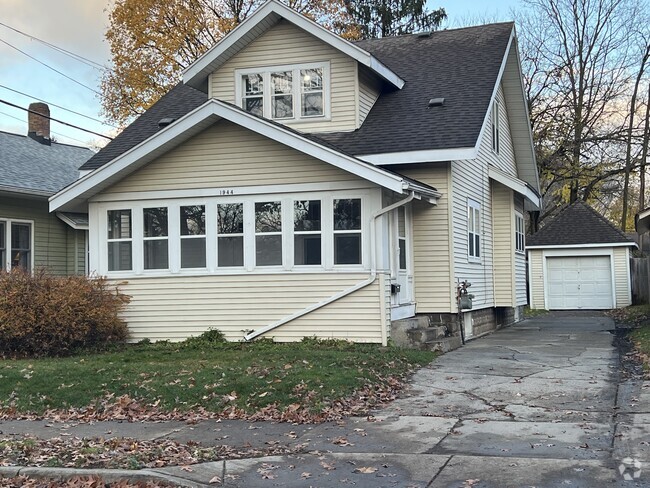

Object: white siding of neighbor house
[491,182,514,306]
[514,194,527,306]
[210,20,358,132]
[101,120,366,195]
[358,66,381,126]
[115,273,383,342]
[395,163,453,312]
[614,246,632,307]
[528,249,545,309]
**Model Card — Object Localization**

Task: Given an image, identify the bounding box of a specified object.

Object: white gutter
[243,193,417,344]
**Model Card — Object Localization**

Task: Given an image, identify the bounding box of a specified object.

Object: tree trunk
[640,82,650,212]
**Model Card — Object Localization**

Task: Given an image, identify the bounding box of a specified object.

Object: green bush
[0,269,130,357]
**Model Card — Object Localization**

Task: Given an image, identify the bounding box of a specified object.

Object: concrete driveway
[211,312,649,487]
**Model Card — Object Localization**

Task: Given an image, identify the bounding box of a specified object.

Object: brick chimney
[28,102,51,145]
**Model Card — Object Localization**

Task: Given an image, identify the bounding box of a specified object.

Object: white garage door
[546,256,613,310]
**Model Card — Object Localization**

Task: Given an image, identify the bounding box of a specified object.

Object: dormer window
[237,63,329,122]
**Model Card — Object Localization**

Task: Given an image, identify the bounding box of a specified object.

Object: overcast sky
[0,0,519,149]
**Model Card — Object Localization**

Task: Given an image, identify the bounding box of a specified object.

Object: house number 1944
[219,189,234,195]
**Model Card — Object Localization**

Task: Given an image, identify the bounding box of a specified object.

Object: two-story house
[50,0,540,345]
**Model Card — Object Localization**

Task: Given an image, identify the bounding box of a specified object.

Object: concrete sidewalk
[2,313,649,487]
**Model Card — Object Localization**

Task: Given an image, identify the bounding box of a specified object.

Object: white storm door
[546,255,613,309]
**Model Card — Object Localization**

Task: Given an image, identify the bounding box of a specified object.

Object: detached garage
[527,201,636,310]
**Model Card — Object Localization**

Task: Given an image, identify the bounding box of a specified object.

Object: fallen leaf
[301,472,312,479]
[209,475,222,484]
[354,466,378,474]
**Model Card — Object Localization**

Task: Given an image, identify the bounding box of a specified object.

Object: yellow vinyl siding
[210,20,358,132]
[529,249,545,309]
[358,66,381,125]
[101,120,365,194]
[396,163,452,312]
[614,247,631,307]
[115,273,383,342]
[491,182,514,306]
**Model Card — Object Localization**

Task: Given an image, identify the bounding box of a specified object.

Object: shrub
[0,269,130,357]
[182,328,228,349]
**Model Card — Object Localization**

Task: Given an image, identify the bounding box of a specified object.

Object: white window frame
[515,212,525,254]
[142,207,169,271]
[95,189,372,278]
[235,62,331,123]
[293,199,323,267]
[0,218,34,272]
[491,100,500,154]
[107,209,133,272]
[467,199,481,262]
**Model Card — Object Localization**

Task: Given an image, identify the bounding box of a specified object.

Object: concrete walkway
[1,313,649,487]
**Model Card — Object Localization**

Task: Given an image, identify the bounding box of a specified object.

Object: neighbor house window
[515,213,525,253]
[0,220,32,271]
[294,200,321,265]
[107,210,132,271]
[334,199,362,265]
[238,63,328,121]
[143,207,168,270]
[217,203,244,267]
[467,199,481,261]
[491,100,500,154]
[255,201,282,266]
[180,205,206,268]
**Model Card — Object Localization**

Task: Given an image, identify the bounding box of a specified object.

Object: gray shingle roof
[0,131,94,194]
[80,22,512,171]
[527,201,636,247]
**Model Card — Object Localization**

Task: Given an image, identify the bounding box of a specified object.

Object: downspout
[244,192,417,344]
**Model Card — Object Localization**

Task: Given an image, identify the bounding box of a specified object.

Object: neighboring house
[0,103,93,275]
[50,0,541,344]
[527,201,636,310]
[637,207,650,252]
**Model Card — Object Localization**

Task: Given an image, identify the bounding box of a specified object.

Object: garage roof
[527,201,636,248]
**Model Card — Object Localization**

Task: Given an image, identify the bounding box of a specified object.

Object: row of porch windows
[106,198,362,272]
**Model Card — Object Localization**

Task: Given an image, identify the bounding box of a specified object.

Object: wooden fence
[631,257,650,304]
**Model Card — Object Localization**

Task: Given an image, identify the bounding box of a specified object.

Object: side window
[467,200,481,261]
[255,201,282,266]
[294,200,321,265]
[107,210,132,271]
[180,205,206,269]
[143,207,168,270]
[491,100,500,154]
[217,203,244,267]
[333,198,362,265]
[515,213,525,253]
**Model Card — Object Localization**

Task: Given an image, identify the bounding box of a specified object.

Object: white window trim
[0,218,35,272]
[515,212,525,254]
[235,62,331,123]
[467,198,481,263]
[491,100,500,154]
[142,207,170,271]
[95,190,373,278]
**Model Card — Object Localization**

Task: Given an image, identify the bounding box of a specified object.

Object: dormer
[182,0,401,133]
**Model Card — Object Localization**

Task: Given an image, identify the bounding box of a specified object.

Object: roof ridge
[575,200,632,242]
[0,129,94,152]
[353,21,514,43]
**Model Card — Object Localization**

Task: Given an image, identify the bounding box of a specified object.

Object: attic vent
[158,117,176,128]
[428,98,445,108]
[417,31,431,38]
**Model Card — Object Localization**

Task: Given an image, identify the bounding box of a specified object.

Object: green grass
[622,304,650,322]
[524,306,549,318]
[0,337,436,416]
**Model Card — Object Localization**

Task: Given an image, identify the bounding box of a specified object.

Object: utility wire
[0,99,113,140]
[0,84,118,129]
[0,110,92,146]
[0,37,103,97]
[0,21,107,71]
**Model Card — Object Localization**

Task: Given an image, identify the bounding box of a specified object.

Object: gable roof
[182,0,404,91]
[52,99,441,212]
[527,201,636,248]
[0,130,94,196]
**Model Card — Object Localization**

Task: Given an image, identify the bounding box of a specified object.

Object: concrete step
[424,335,463,353]
[407,325,449,343]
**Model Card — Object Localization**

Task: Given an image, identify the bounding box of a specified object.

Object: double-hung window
[333,199,362,265]
[255,202,282,266]
[180,205,206,269]
[294,200,321,265]
[515,213,525,253]
[143,207,168,270]
[467,199,481,261]
[0,220,32,271]
[107,210,132,271]
[217,203,244,267]
[239,63,327,121]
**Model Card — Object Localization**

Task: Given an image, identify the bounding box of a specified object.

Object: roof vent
[417,31,431,38]
[158,117,176,128]
[428,97,445,108]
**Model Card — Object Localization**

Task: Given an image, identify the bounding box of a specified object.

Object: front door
[390,206,415,320]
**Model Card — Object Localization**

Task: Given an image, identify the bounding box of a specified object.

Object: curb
[0,465,211,487]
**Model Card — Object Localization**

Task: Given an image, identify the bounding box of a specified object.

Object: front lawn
[0,337,435,422]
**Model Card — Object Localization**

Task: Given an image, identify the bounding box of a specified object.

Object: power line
[0,21,107,71]
[0,84,118,129]
[0,110,92,146]
[0,99,113,140]
[0,37,103,97]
